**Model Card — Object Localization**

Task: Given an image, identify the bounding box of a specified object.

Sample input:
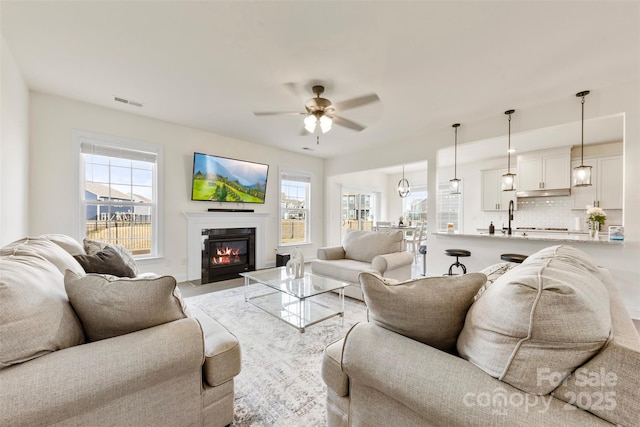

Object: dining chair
[375,221,392,231]
[406,222,425,263]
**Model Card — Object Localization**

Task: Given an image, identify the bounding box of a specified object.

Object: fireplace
[201,228,255,283]
[184,212,267,282]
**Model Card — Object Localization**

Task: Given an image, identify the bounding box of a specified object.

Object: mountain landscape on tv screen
[192,155,267,203]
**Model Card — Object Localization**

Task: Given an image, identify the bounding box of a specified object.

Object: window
[280,170,311,245]
[76,131,162,258]
[437,179,462,231]
[401,185,428,225]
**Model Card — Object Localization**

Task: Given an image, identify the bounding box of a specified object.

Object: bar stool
[445,249,471,275]
[500,253,528,264]
[419,244,427,276]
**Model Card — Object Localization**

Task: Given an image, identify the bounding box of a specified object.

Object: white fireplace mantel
[183,211,268,281]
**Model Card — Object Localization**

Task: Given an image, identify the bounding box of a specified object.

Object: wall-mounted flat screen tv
[191,152,269,204]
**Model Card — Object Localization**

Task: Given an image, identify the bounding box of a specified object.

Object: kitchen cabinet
[481,168,517,211]
[571,155,623,210]
[517,148,571,191]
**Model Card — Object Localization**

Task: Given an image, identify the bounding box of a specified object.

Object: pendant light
[449,123,461,194]
[501,109,517,191]
[573,90,592,187]
[397,165,411,198]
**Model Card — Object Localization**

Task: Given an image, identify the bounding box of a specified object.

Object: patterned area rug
[185,285,367,427]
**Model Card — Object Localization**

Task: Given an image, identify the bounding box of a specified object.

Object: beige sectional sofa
[311,229,414,300]
[0,235,241,427]
[322,245,640,426]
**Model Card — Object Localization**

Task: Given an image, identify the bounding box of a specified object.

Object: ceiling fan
[253,85,380,135]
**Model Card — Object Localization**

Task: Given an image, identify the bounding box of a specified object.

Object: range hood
[515,188,571,198]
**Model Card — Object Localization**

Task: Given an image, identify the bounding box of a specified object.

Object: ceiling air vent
[114,96,143,107]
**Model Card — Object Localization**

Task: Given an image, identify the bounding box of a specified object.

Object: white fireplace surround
[183,212,268,281]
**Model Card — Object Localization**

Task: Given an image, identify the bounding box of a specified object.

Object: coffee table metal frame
[241,267,349,333]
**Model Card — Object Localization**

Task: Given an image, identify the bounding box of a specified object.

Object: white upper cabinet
[571,155,623,210]
[481,168,518,211]
[517,148,571,191]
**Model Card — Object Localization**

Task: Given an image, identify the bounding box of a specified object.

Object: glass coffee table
[241,267,350,333]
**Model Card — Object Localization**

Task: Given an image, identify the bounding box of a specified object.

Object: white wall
[0,36,30,245]
[28,92,324,280]
[324,167,428,245]
[325,80,640,317]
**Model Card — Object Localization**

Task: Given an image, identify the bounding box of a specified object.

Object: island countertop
[432,231,624,245]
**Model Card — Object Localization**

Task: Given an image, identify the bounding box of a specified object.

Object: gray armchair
[312,229,414,300]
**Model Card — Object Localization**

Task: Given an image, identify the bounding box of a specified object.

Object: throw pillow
[73,246,136,278]
[0,255,85,369]
[83,238,139,275]
[474,262,519,301]
[0,237,85,276]
[64,271,189,341]
[457,252,611,395]
[360,272,487,354]
[39,234,86,256]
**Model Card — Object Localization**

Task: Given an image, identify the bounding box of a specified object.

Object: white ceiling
[1,1,638,160]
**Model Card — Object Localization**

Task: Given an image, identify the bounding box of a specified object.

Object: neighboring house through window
[280,170,311,245]
[401,185,428,225]
[74,130,162,258]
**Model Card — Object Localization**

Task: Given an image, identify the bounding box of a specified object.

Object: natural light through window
[280,171,311,245]
[77,131,162,257]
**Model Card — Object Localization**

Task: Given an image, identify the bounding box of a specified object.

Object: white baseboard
[173,273,187,283]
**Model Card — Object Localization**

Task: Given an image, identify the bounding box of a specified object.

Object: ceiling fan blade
[283,82,305,98]
[253,111,305,116]
[332,93,380,111]
[332,115,366,132]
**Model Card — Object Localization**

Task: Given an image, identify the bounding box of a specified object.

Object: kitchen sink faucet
[508,200,514,235]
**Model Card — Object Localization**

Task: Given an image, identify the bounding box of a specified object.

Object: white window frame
[72,130,163,259]
[437,179,463,232]
[401,184,428,226]
[279,168,312,246]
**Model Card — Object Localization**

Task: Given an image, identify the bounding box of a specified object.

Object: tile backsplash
[473,196,623,232]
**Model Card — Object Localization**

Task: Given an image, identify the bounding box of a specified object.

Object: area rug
[185,285,368,427]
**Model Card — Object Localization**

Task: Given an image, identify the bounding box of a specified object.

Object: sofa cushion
[73,246,136,278]
[83,238,139,275]
[0,254,84,369]
[64,271,189,341]
[312,259,380,284]
[360,272,487,353]
[0,237,85,276]
[457,248,611,395]
[39,234,86,256]
[342,230,403,263]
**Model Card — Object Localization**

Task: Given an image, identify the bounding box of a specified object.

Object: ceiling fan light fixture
[319,115,332,133]
[304,114,317,133]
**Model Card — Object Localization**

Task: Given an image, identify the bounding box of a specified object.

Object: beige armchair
[311,229,414,300]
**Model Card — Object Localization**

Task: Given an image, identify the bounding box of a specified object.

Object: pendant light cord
[507,113,511,172]
[580,94,585,165]
[505,110,514,173]
[454,125,458,179]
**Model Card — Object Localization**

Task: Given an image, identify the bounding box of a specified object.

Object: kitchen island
[426,231,636,319]
[434,230,624,245]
